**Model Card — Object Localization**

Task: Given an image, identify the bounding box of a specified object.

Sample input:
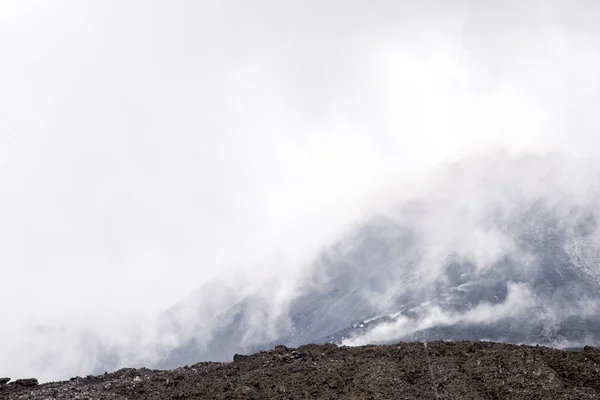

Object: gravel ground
[2,341,600,399]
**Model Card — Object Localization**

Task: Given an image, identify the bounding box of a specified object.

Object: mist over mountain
[149,152,600,370]
[3,0,600,385]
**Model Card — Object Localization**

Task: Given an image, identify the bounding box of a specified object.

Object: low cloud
[343,283,536,346]
[2,0,600,382]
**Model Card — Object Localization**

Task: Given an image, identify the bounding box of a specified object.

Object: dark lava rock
[2,341,600,399]
[232,353,247,362]
[12,378,38,387]
[0,377,10,385]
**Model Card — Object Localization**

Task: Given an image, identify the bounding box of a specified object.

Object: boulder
[12,378,38,387]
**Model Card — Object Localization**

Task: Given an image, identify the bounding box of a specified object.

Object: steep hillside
[159,195,600,368]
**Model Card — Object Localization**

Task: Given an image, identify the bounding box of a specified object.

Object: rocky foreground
[2,341,600,399]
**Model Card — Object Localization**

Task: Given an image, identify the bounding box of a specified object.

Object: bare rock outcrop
[12,378,38,387]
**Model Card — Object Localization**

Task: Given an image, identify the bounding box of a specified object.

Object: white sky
[1,0,600,381]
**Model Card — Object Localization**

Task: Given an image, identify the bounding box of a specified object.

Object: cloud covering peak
[1,0,600,381]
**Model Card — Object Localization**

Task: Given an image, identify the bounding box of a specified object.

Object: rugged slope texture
[85,154,600,375]
[159,196,600,369]
[4,341,600,400]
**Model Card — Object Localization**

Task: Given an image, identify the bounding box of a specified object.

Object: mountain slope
[155,154,600,369]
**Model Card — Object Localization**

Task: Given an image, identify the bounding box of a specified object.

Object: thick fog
[1,0,600,382]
